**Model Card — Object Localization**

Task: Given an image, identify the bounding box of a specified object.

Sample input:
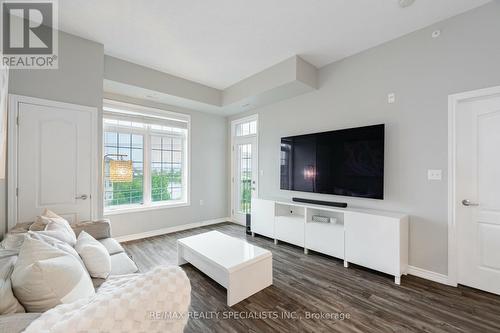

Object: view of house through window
[103,102,189,212]
[238,143,252,214]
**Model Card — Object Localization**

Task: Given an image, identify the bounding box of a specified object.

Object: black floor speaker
[245,214,252,235]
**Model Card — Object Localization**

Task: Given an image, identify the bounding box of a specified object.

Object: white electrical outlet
[199,199,204,206]
[388,93,396,104]
[428,169,442,181]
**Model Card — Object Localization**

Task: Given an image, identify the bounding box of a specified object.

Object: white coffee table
[177,231,273,306]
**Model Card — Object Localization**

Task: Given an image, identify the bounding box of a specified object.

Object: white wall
[228,2,500,275]
[102,94,228,237]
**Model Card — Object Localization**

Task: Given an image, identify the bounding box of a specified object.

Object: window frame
[102,100,191,215]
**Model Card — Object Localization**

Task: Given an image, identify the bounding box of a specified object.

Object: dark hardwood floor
[122,223,500,333]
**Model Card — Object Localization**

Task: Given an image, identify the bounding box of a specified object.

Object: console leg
[274,239,278,245]
[251,232,255,237]
[304,248,309,255]
[343,260,349,268]
[395,276,401,285]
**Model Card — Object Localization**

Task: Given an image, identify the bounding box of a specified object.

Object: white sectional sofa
[0,219,191,333]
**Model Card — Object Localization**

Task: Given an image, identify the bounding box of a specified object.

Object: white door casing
[449,86,500,295]
[8,95,98,227]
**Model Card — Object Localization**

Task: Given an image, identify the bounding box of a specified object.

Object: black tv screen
[280,124,384,199]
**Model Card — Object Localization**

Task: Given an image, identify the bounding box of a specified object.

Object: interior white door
[456,93,500,295]
[17,101,94,224]
[233,136,258,224]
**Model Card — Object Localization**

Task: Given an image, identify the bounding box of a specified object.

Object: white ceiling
[59,0,490,89]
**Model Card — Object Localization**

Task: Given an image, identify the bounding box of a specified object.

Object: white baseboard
[114,217,231,242]
[407,265,450,285]
[229,218,246,226]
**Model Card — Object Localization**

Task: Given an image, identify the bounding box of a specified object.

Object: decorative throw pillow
[29,209,64,231]
[75,231,111,279]
[0,254,25,315]
[11,237,95,313]
[33,210,77,246]
[26,231,84,268]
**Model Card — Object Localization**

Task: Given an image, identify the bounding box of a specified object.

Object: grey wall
[9,32,104,108]
[2,31,104,238]
[101,94,228,237]
[228,2,500,275]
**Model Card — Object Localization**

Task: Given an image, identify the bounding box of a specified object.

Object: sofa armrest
[71,219,111,240]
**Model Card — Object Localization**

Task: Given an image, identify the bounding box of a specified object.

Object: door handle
[462,199,479,207]
[75,194,88,200]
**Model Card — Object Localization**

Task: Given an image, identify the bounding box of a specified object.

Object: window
[103,101,189,212]
[235,119,257,137]
[151,135,183,201]
[103,131,144,206]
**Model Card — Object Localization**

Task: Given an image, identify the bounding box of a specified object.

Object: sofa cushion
[11,237,95,313]
[110,252,139,276]
[0,313,41,333]
[0,255,25,315]
[98,237,124,255]
[0,233,25,252]
[75,231,111,279]
[72,219,111,240]
[8,222,32,234]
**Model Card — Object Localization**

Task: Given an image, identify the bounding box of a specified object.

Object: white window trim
[102,100,191,215]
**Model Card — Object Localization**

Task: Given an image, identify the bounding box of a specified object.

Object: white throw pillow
[31,209,69,231]
[11,237,95,313]
[34,210,77,247]
[26,231,84,268]
[75,231,111,279]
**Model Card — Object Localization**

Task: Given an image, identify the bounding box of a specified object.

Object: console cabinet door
[345,212,399,276]
[251,199,275,238]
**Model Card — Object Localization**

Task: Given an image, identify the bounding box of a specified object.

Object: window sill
[103,201,190,216]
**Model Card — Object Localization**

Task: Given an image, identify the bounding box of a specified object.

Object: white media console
[251,198,409,284]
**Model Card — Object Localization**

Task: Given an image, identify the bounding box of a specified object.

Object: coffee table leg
[226,256,273,306]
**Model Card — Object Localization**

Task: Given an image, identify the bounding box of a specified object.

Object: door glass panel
[236,120,257,137]
[238,143,252,214]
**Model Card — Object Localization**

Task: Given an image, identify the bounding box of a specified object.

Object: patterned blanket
[24,266,191,333]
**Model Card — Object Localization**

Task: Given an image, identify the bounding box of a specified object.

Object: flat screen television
[280,124,385,199]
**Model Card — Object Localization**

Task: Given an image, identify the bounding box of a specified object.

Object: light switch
[428,169,442,181]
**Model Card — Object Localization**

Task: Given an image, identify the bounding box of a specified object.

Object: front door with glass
[232,118,258,224]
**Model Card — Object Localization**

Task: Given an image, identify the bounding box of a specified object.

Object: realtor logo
[1,0,58,69]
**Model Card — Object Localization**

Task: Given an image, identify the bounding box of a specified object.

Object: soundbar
[292,197,348,208]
